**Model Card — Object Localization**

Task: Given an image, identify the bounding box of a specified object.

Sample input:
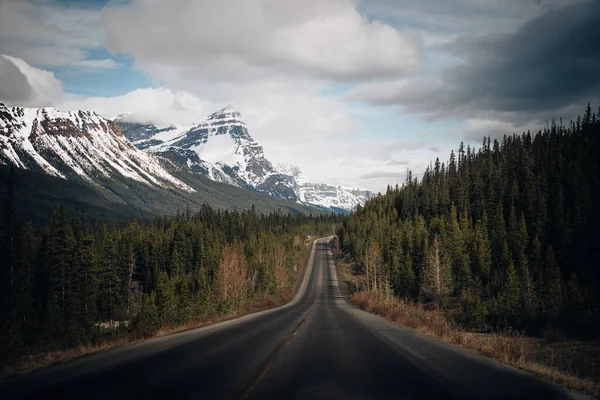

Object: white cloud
[358,0,576,34]
[99,0,424,190]
[60,88,218,126]
[8,0,538,192]
[265,137,445,191]
[360,171,406,180]
[463,119,517,141]
[345,76,447,109]
[0,54,63,107]
[0,52,456,192]
[0,0,107,68]
[103,0,422,82]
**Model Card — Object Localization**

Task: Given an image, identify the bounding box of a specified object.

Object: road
[0,238,587,399]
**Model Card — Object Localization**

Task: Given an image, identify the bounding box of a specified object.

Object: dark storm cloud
[350,1,600,121]
[0,55,33,104]
[446,0,600,113]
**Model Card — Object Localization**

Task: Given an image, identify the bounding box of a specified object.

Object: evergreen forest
[0,198,339,365]
[338,104,600,336]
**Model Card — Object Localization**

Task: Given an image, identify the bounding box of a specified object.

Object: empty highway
[0,238,585,399]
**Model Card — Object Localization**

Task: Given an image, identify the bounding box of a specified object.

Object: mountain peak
[209,104,243,120]
[276,163,303,179]
[117,103,372,212]
[112,112,133,122]
[0,103,194,192]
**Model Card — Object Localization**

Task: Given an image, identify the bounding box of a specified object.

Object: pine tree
[155,271,175,326]
[502,262,521,323]
[473,218,492,285]
[491,203,511,295]
[46,205,76,340]
[541,246,562,320]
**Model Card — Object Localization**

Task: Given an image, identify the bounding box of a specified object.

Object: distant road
[0,238,586,399]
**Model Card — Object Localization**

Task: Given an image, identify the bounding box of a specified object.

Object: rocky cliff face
[117,106,374,211]
[0,103,194,192]
[274,163,373,212]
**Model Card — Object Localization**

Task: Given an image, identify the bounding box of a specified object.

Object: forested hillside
[0,164,321,227]
[0,201,339,366]
[338,104,600,335]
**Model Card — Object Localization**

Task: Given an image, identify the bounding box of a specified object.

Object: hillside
[339,104,600,336]
[0,103,321,223]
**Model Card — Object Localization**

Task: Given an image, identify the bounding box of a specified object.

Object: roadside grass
[333,248,600,398]
[1,237,316,378]
[1,339,130,376]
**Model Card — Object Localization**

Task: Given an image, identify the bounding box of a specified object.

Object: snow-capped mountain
[0,103,194,193]
[117,107,373,212]
[274,163,373,212]
[120,106,298,200]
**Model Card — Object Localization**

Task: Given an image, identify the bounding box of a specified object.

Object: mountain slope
[0,103,193,192]
[275,163,374,213]
[144,106,296,199]
[118,106,374,211]
[0,103,321,223]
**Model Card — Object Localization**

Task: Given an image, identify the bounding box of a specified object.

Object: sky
[0,0,598,192]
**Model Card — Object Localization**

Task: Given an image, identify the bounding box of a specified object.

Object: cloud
[74,58,121,70]
[60,87,217,126]
[358,0,579,34]
[9,0,588,193]
[0,56,368,190]
[348,140,440,161]
[387,159,410,166]
[345,75,448,110]
[0,0,109,68]
[463,119,526,141]
[0,54,63,107]
[103,0,422,82]
[360,171,407,180]
[0,56,33,104]
[348,1,600,134]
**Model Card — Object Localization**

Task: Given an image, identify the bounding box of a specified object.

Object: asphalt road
[0,238,588,399]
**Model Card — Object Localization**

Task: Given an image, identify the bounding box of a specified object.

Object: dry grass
[3,309,252,377]
[348,290,600,398]
[1,338,130,376]
[155,313,239,338]
[332,246,365,302]
[329,235,600,399]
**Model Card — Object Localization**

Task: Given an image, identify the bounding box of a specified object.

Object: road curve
[0,238,587,399]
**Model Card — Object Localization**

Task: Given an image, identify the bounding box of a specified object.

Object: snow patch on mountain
[275,163,372,211]
[194,132,244,166]
[144,106,276,191]
[0,103,194,193]
[117,107,372,212]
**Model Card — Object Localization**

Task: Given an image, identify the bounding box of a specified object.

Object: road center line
[229,308,314,400]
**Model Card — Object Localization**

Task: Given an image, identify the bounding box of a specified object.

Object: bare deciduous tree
[364,242,382,293]
[422,235,453,305]
[272,246,288,296]
[215,244,247,306]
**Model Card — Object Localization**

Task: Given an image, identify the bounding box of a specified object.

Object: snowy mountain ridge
[0,103,194,193]
[118,108,373,212]
[274,163,372,211]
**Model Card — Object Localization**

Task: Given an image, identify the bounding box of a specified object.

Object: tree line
[0,194,340,364]
[338,104,600,335]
